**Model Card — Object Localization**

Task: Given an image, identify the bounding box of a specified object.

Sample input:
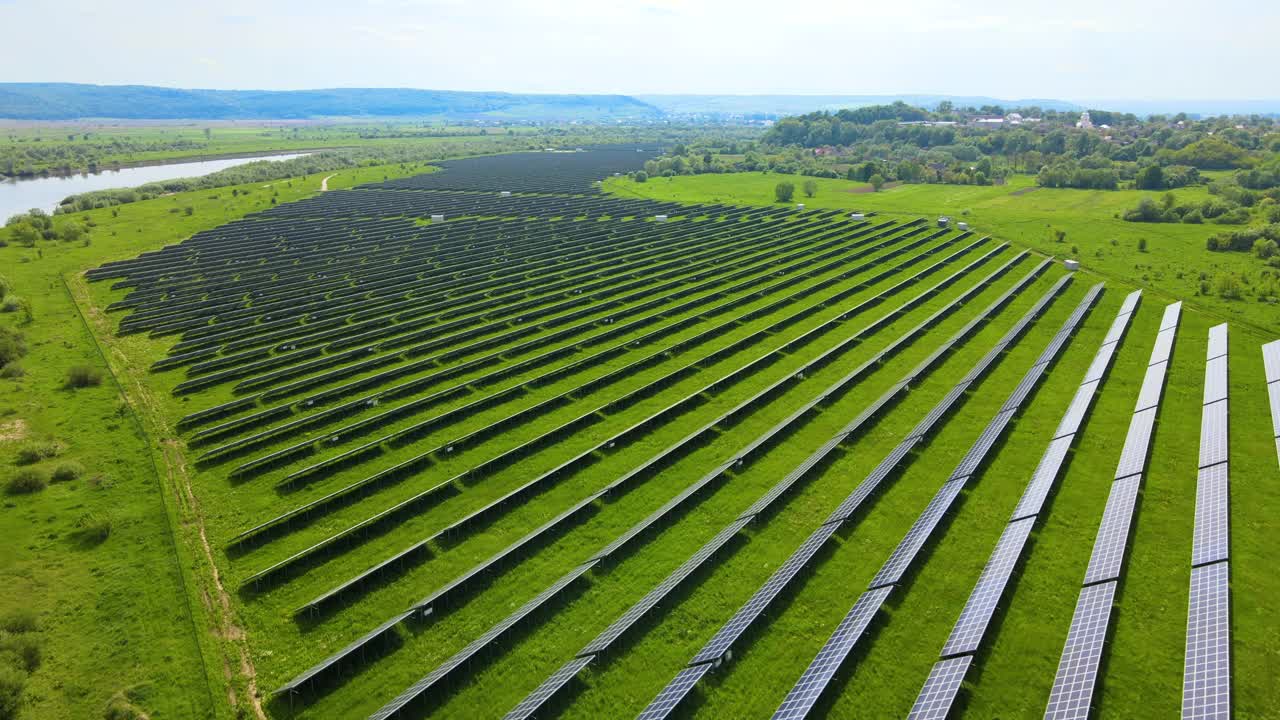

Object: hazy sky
[1,0,1274,100]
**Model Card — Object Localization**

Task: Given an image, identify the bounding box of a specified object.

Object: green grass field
[3,153,1276,720]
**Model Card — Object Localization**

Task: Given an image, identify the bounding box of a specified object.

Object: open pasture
[82,150,1279,720]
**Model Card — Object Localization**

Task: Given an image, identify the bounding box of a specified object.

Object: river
[0,152,310,220]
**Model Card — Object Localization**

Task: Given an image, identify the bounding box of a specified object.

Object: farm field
[6,148,1277,720]
[605,172,1280,338]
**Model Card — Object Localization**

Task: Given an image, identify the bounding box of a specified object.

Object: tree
[774,182,795,203]
[58,222,86,245]
[203,127,212,140]
[633,171,648,183]
[1138,237,1148,252]
[1254,238,1279,259]
[803,179,818,198]
[869,174,886,192]
[8,221,38,248]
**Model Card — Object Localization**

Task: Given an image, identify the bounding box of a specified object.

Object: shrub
[0,633,41,672]
[65,365,103,389]
[1137,238,1148,252]
[774,182,795,203]
[0,364,22,379]
[1254,238,1279,260]
[0,330,23,367]
[0,275,9,298]
[76,512,112,544]
[1215,273,1243,299]
[0,663,25,720]
[51,461,84,482]
[15,441,59,465]
[5,468,47,495]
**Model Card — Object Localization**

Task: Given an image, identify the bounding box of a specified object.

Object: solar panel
[1149,327,1177,366]
[1012,436,1075,521]
[771,586,893,720]
[1002,373,1044,412]
[1262,340,1280,382]
[1267,383,1280,437]
[1202,356,1228,405]
[1044,580,1117,720]
[1081,342,1118,385]
[941,517,1035,657]
[1082,475,1142,586]
[1055,381,1100,440]
[824,438,919,525]
[580,517,752,656]
[1191,464,1230,568]
[1114,408,1157,480]
[1118,289,1142,316]
[504,655,594,720]
[1133,361,1168,412]
[1183,562,1231,720]
[692,523,838,665]
[1198,400,1228,470]
[1160,301,1183,331]
[907,655,975,720]
[637,662,713,720]
[869,479,966,589]
[951,409,1017,480]
[1206,324,1228,361]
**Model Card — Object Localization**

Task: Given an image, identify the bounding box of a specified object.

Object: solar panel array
[1183,324,1231,719]
[626,272,1079,720]
[1264,340,1280,466]
[499,256,1061,720]
[761,284,1105,720]
[903,290,1141,719]
[1044,301,1181,719]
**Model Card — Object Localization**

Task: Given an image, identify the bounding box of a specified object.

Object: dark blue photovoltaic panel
[1202,356,1228,405]
[1012,435,1075,521]
[1114,408,1157,480]
[1044,580,1117,720]
[823,438,919,525]
[1268,383,1280,437]
[940,517,1035,657]
[1133,361,1168,412]
[1149,327,1176,365]
[1160,301,1183,331]
[869,479,966,589]
[771,586,893,720]
[1183,562,1231,720]
[1206,324,1228,360]
[1082,475,1141,586]
[950,409,1016,481]
[1118,289,1142,316]
[1082,342,1117,384]
[1264,340,1280,383]
[907,655,974,720]
[503,655,594,720]
[1198,400,1228,470]
[636,662,713,720]
[1191,464,1230,568]
[691,523,837,665]
[1054,381,1100,440]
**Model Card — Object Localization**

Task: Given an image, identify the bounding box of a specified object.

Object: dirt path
[320,174,336,191]
[67,275,266,720]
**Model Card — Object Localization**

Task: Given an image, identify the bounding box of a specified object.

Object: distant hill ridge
[0,83,663,121]
[1,83,1275,120]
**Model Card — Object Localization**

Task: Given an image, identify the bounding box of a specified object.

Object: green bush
[0,364,22,379]
[774,181,795,203]
[0,633,41,672]
[0,329,23,367]
[51,461,84,482]
[64,365,103,389]
[6,468,47,495]
[15,441,59,465]
[0,663,25,720]
[76,512,112,544]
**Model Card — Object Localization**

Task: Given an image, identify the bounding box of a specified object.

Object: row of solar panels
[360,149,660,195]
[251,233,1003,606]
[169,212,816,394]
[632,269,1077,720]
[905,289,1141,719]
[1043,302,1182,720]
[195,217,910,462]
[273,240,1035,706]
[373,251,1053,720]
